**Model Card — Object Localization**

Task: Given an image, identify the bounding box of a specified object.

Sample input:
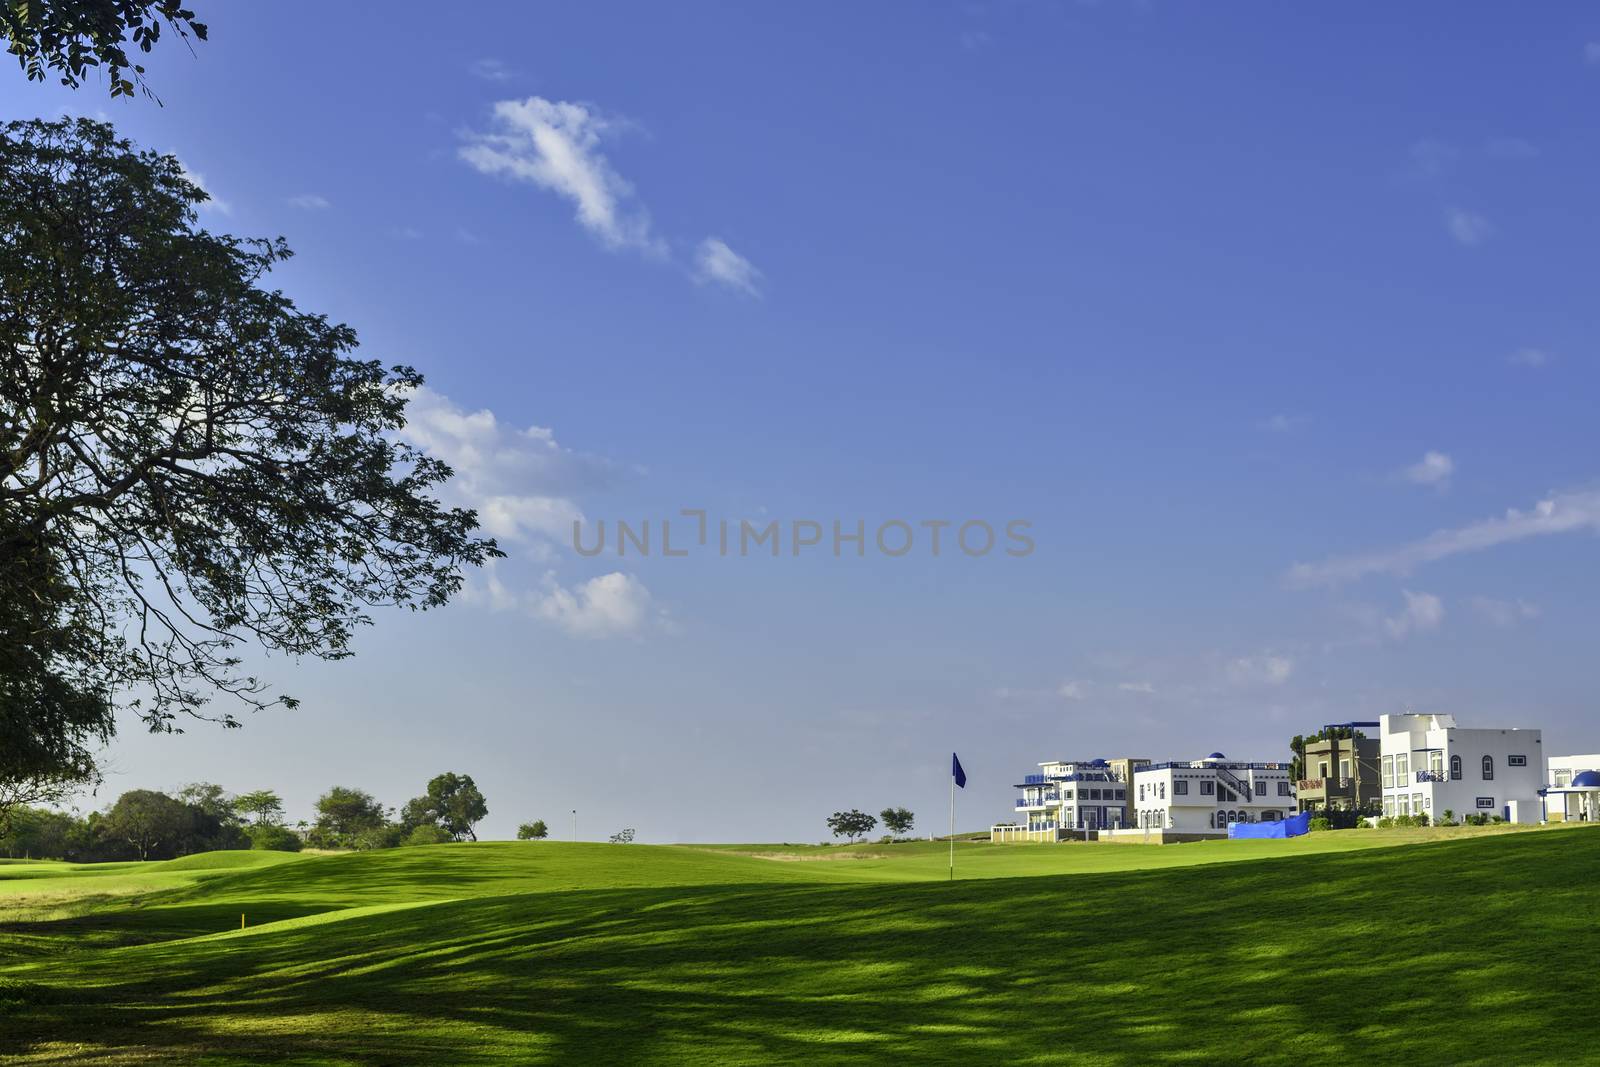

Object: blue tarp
[1228,811,1311,839]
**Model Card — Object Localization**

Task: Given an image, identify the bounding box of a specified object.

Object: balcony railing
[1297,777,1356,792]
[1015,793,1061,807]
[1415,770,1445,783]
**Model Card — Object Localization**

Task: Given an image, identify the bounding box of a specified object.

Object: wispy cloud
[1401,450,1454,490]
[1445,208,1492,246]
[1057,681,1085,701]
[177,161,230,215]
[1226,655,1294,686]
[288,193,331,210]
[1404,138,1459,180]
[1287,488,1600,588]
[1385,590,1444,640]
[1118,681,1156,695]
[1508,347,1550,369]
[460,96,665,255]
[469,57,515,83]
[1259,413,1309,433]
[694,237,763,296]
[1469,595,1540,627]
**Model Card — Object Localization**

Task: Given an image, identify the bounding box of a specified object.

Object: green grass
[2,825,1596,1064]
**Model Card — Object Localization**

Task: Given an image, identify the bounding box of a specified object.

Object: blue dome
[1206,752,1226,760]
[1573,770,1600,789]
[1090,758,1108,767]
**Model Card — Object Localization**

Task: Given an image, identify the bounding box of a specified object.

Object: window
[1555,769,1572,788]
[1200,780,1215,796]
[1339,759,1351,779]
[1382,755,1394,788]
[1089,788,1101,800]
[1396,753,1409,779]
[1398,796,1411,816]
[1508,754,1527,767]
[1450,755,1462,780]
[1482,755,1494,781]
[1430,751,1443,776]
[1383,796,1395,817]
[1139,784,1145,801]
[1412,792,1423,812]
[1254,780,1267,796]
[1174,780,1189,795]
[1318,761,1329,778]
[1476,796,1494,809]
[1208,811,1215,828]
[1278,781,1291,796]
[1159,783,1166,800]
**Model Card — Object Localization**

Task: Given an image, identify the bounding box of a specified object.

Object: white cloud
[288,194,331,210]
[469,58,514,82]
[533,571,653,637]
[1585,42,1600,65]
[400,385,622,546]
[1509,347,1550,368]
[1469,596,1541,628]
[460,96,664,255]
[1057,681,1085,701]
[1227,655,1294,686]
[1385,590,1444,639]
[1401,450,1454,489]
[1118,681,1156,695]
[177,162,231,215]
[1445,208,1491,246]
[1287,488,1600,588]
[693,237,763,296]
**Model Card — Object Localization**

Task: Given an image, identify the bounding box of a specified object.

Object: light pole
[571,809,577,842]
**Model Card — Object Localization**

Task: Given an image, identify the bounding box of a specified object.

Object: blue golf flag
[952,752,967,789]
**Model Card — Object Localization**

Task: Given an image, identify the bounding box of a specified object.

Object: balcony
[1015,793,1061,808]
[1296,777,1355,794]
[1415,770,1446,783]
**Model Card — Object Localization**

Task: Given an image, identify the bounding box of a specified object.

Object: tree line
[0,772,498,861]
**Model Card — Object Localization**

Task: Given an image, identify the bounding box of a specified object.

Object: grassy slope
[3,827,1598,1065]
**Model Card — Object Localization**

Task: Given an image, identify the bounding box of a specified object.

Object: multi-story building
[1131,753,1295,834]
[1544,754,1600,822]
[1378,713,1543,823]
[1006,758,1136,839]
[1296,729,1381,814]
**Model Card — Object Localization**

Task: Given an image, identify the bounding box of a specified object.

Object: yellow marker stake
[240,913,245,930]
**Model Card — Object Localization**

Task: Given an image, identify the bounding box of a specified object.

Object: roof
[1573,770,1600,789]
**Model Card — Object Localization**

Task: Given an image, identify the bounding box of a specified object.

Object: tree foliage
[0,118,498,791]
[404,772,487,842]
[104,787,190,860]
[310,786,387,848]
[516,819,548,840]
[879,807,914,836]
[233,788,283,826]
[826,809,877,843]
[0,0,207,99]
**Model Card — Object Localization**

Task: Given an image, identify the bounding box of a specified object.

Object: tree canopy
[404,772,488,842]
[1,0,207,99]
[826,809,877,843]
[0,117,497,796]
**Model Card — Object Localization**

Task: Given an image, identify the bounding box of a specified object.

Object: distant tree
[403,773,488,842]
[246,823,302,852]
[402,824,453,847]
[517,820,549,841]
[0,118,499,796]
[311,787,387,847]
[609,828,635,844]
[234,789,284,826]
[826,810,877,844]
[0,0,207,99]
[177,782,236,824]
[880,807,915,837]
[105,788,191,860]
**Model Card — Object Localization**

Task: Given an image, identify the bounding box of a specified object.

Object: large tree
[405,772,488,842]
[0,118,498,794]
[104,787,190,860]
[1,0,207,99]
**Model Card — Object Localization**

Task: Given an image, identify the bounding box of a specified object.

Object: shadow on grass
[4,829,1598,1065]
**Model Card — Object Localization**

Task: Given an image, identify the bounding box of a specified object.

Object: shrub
[1376,816,1395,829]
[247,824,303,852]
[1308,817,1333,832]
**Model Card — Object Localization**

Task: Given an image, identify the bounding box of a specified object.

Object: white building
[1378,713,1543,824]
[1004,758,1135,839]
[1544,754,1600,822]
[1130,753,1295,835]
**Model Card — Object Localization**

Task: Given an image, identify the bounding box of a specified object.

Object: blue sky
[6,3,1600,841]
